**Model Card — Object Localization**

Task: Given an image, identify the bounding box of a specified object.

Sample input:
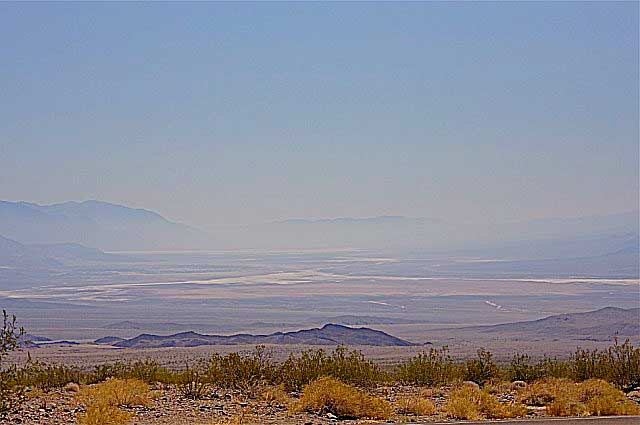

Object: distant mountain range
[105,324,417,348]
[441,307,639,341]
[1,199,637,258]
[0,200,210,250]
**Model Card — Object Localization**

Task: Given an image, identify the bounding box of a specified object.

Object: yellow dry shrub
[420,387,446,398]
[518,378,640,417]
[579,379,640,416]
[547,397,588,417]
[261,384,290,406]
[517,378,574,406]
[77,402,132,425]
[209,408,256,424]
[291,376,392,419]
[445,385,526,420]
[484,380,512,395]
[78,378,154,407]
[445,395,482,420]
[395,396,436,416]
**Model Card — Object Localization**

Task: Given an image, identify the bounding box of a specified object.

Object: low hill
[0,234,136,270]
[322,315,421,326]
[112,324,417,348]
[0,235,61,269]
[103,321,199,332]
[94,336,126,345]
[459,307,639,340]
[29,243,136,263]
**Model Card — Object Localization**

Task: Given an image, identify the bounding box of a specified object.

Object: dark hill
[113,324,417,348]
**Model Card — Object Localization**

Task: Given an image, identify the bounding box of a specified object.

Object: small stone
[511,380,527,389]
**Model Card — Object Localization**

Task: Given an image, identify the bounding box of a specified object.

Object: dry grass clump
[518,378,572,406]
[261,384,291,406]
[445,385,527,420]
[484,380,512,395]
[579,379,640,416]
[291,376,392,419]
[76,378,156,425]
[77,378,154,407]
[395,396,436,416]
[206,408,256,424]
[518,378,640,417]
[77,403,132,425]
[419,386,446,398]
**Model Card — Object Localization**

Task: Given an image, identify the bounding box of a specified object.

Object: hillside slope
[461,307,639,339]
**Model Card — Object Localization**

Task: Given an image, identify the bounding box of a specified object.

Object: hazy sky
[1,2,638,229]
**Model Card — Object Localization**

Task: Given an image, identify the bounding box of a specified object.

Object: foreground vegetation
[1,310,639,422]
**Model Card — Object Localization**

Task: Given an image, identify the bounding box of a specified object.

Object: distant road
[403,417,640,425]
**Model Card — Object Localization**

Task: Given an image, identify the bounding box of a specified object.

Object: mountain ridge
[109,324,417,348]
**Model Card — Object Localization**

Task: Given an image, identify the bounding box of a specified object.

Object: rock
[462,381,480,390]
[326,412,338,419]
[511,380,527,389]
[626,390,640,398]
[63,382,80,393]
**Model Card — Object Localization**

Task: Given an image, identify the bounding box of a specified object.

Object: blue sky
[1,2,637,228]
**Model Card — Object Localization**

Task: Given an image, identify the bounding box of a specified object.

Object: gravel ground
[2,385,639,425]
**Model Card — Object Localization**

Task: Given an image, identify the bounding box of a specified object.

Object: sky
[1,2,638,230]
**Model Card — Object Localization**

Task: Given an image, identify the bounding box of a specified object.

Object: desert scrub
[395,396,436,416]
[548,379,640,416]
[280,346,385,391]
[463,348,499,386]
[207,346,277,395]
[291,376,392,419]
[579,379,640,415]
[518,378,640,416]
[77,378,155,407]
[20,360,84,390]
[77,402,132,425]
[0,310,26,417]
[261,384,291,406]
[396,346,460,386]
[176,362,210,400]
[90,359,173,384]
[445,385,527,420]
[209,408,256,424]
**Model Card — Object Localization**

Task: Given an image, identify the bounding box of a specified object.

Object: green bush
[0,310,26,416]
[176,361,210,399]
[19,361,84,390]
[207,346,277,394]
[90,359,173,384]
[464,348,499,386]
[279,346,385,391]
[396,346,460,386]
